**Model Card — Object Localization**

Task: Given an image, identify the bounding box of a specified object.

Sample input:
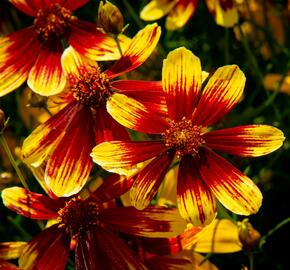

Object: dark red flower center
[218,0,234,11]
[34,3,73,41]
[69,64,112,108]
[58,197,100,237]
[162,117,205,159]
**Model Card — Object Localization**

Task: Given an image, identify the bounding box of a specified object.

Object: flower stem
[122,0,144,29]
[114,35,123,57]
[0,134,29,189]
[249,253,254,270]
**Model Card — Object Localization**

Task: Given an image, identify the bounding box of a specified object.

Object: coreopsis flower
[1,181,187,269]
[0,0,130,97]
[140,0,238,31]
[21,24,162,197]
[91,47,285,226]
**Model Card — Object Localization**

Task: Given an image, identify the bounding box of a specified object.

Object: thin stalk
[224,28,230,64]
[114,35,123,57]
[8,216,31,240]
[249,253,254,270]
[122,0,144,29]
[0,134,29,189]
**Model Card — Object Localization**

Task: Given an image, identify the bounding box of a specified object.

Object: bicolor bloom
[91,47,285,226]
[140,0,238,31]
[1,181,187,270]
[0,0,130,96]
[21,24,163,197]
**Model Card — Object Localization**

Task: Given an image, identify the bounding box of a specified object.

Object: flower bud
[238,219,261,252]
[98,1,124,34]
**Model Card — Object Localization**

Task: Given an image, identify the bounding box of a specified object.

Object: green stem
[249,253,254,270]
[122,0,144,29]
[0,134,29,189]
[224,28,230,64]
[8,216,31,240]
[114,35,123,57]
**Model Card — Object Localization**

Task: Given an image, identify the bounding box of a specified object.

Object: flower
[91,47,285,226]
[140,0,238,31]
[0,0,131,97]
[21,24,162,197]
[1,179,187,269]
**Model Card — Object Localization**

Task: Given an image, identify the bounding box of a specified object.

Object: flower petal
[204,125,285,157]
[22,101,80,167]
[45,107,95,197]
[0,27,40,96]
[68,20,130,61]
[1,187,63,219]
[0,242,27,260]
[131,152,174,210]
[91,140,166,169]
[9,0,38,16]
[107,93,169,134]
[140,0,176,21]
[63,0,89,11]
[205,0,238,27]
[0,259,18,270]
[19,225,70,270]
[28,40,66,96]
[166,0,198,31]
[199,149,263,215]
[111,80,168,116]
[162,47,202,121]
[193,65,245,126]
[75,228,147,270]
[106,23,161,78]
[100,206,187,238]
[177,155,216,226]
[194,219,242,253]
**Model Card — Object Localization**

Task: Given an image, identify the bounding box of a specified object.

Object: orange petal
[22,102,80,167]
[205,0,238,27]
[28,41,66,96]
[199,149,263,215]
[204,125,285,157]
[130,152,174,210]
[106,23,161,78]
[166,0,198,31]
[1,187,62,219]
[45,107,95,197]
[91,140,166,170]
[162,47,202,121]
[194,219,242,253]
[0,242,27,260]
[140,0,176,21]
[100,206,187,238]
[193,65,245,126]
[177,155,217,226]
[0,27,40,97]
[107,93,169,134]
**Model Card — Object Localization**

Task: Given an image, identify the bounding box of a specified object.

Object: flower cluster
[0,0,287,269]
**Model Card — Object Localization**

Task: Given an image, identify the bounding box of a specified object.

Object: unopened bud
[27,91,48,108]
[0,109,5,130]
[98,1,124,34]
[238,219,261,252]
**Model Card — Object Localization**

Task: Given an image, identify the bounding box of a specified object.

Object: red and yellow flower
[91,47,285,226]
[21,24,163,197]
[0,0,130,97]
[1,179,187,269]
[140,0,238,31]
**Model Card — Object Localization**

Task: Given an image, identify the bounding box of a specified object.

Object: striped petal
[68,20,130,61]
[166,0,198,31]
[177,155,216,226]
[0,242,27,260]
[107,93,169,134]
[28,41,66,96]
[111,80,168,116]
[76,228,147,270]
[140,0,176,21]
[19,225,70,270]
[22,101,80,167]
[9,0,38,16]
[162,47,202,121]
[91,140,166,169]
[0,27,40,96]
[1,187,63,219]
[205,0,238,27]
[199,149,263,215]
[204,125,285,157]
[106,23,161,78]
[131,152,174,210]
[194,219,242,253]
[45,107,95,197]
[193,65,246,126]
[100,206,187,238]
